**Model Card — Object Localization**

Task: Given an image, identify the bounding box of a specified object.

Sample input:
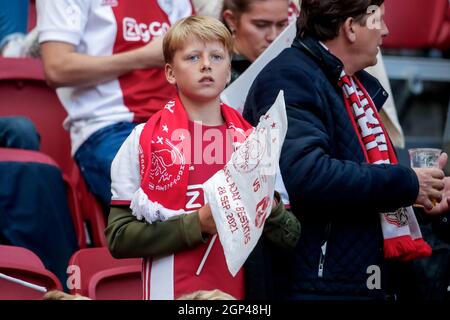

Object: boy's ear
[226,63,231,85]
[222,9,237,34]
[165,63,177,85]
[343,17,357,43]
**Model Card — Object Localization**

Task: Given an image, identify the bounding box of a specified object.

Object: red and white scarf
[339,71,432,261]
[131,95,253,222]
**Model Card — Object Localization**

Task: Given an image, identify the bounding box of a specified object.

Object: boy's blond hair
[163,16,233,63]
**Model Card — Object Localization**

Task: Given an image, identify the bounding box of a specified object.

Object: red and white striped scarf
[339,71,432,261]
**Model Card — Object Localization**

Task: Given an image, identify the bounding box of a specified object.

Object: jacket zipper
[317,221,332,278]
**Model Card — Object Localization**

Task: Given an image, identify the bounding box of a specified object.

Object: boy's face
[165,35,231,103]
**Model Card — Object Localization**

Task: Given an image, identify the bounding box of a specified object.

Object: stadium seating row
[0,245,141,300]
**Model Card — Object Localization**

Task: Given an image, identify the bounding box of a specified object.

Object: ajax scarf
[339,71,432,261]
[131,95,253,222]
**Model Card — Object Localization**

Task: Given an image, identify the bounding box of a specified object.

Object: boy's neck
[179,93,224,126]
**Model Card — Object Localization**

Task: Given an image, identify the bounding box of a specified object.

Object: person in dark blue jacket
[243,0,450,300]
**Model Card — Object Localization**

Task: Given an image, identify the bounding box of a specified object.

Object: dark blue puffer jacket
[243,36,419,299]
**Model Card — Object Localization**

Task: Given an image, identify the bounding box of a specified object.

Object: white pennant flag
[203,90,287,276]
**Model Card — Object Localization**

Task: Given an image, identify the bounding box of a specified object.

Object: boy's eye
[186,55,200,62]
[211,54,224,62]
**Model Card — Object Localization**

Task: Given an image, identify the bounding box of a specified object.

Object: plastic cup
[408,148,442,207]
[408,148,442,169]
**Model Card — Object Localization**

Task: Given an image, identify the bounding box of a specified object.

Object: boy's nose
[201,57,212,71]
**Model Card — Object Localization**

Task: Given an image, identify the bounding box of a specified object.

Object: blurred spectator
[37,0,193,211]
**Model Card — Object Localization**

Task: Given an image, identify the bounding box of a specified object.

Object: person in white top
[37,0,193,210]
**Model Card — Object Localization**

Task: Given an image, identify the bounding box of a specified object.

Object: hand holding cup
[410,148,445,210]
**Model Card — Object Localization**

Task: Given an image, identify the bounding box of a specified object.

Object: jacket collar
[292,35,344,83]
[292,35,388,110]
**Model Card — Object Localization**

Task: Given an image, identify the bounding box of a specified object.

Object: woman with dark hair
[221,0,290,82]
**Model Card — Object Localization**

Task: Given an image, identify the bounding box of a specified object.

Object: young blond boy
[106,16,299,300]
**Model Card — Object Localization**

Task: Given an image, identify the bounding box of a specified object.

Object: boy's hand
[198,204,217,235]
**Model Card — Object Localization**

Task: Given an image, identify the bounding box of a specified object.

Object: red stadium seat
[0,244,45,269]
[0,58,71,172]
[68,248,142,300]
[383,0,448,49]
[434,4,450,50]
[0,57,107,247]
[88,265,142,300]
[0,245,62,300]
